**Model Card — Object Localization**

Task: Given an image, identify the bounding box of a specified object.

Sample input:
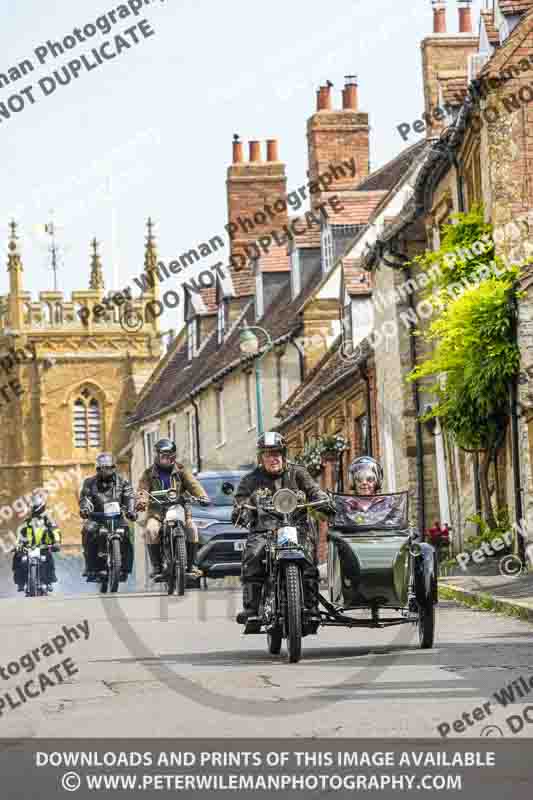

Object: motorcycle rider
[232,432,335,625]
[12,492,61,592]
[79,453,136,580]
[135,438,209,581]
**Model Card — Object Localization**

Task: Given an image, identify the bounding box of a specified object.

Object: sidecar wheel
[285,564,303,663]
[267,627,283,655]
[418,600,435,649]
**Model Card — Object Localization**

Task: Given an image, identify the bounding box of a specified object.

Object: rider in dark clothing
[79,453,137,579]
[232,432,334,624]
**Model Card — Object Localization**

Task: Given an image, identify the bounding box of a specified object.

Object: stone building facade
[0,222,161,546]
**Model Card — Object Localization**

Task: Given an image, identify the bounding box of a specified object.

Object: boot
[236,582,262,624]
[186,541,201,576]
[147,544,163,580]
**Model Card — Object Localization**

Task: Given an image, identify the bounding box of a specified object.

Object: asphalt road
[1,577,532,740]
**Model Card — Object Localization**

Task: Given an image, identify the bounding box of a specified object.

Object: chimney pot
[232,137,243,163]
[249,140,261,162]
[317,84,332,111]
[343,74,358,110]
[266,139,279,162]
[458,0,472,33]
[432,0,447,34]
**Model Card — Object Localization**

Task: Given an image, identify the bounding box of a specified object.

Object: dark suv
[193,470,248,578]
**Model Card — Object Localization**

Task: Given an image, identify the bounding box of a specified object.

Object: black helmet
[154,438,177,469]
[257,431,287,459]
[31,492,46,517]
[348,456,383,492]
[96,452,116,482]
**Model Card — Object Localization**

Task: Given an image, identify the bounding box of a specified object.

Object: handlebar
[136,489,210,507]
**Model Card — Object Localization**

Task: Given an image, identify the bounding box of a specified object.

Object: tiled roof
[355,140,428,193]
[277,337,372,427]
[289,217,321,249]
[256,247,290,272]
[129,262,324,425]
[498,0,533,14]
[320,190,388,225]
[343,259,373,296]
[480,9,500,45]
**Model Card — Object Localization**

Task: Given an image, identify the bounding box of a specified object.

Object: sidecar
[320,491,437,648]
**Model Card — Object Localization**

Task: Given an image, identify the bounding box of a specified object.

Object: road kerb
[439,581,533,623]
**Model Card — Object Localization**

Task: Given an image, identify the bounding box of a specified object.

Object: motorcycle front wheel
[109,539,122,593]
[27,564,38,597]
[284,564,303,663]
[175,535,187,597]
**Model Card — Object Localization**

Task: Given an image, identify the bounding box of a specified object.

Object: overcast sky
[0,0,486,330]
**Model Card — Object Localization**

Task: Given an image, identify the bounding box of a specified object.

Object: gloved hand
[125,510,138,522]
[51,544,60,552]
[79,508,90,520]
[196,496,210,506]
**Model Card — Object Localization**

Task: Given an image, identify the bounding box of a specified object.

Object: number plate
[234,541,245,551]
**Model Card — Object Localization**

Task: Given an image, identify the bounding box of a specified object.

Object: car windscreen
[198,477,240,507]
[331,492,409,532]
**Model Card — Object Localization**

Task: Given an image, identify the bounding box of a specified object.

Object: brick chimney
[458,0,472,33]
[421,0,479,137]
[432,0,447,33]
[307,77,369,210]
[226,136,289,298]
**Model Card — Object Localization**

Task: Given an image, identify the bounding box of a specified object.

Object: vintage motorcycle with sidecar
[235,487,437,663]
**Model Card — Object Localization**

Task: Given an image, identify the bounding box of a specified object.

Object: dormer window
[217,300,226,345]
[187,318,197,361]
[321,222,334,273]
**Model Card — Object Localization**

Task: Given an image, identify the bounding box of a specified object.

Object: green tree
[407,207,521,529]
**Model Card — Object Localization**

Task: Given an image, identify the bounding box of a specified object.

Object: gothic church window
[73,389,101,448]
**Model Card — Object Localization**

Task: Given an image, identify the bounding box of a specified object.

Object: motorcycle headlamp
[167,489,178,503]
[272,488,298,515]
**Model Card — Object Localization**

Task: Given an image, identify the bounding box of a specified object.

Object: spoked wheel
[418,599,435,648]
[267,626,283,655]
[27,564,38,597]
[109,539,122,593]
[175,536,187,597]
[284,564,303,663]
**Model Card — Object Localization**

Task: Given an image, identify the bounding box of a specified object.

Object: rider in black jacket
[232,432,334,624]
[79,453,137,579]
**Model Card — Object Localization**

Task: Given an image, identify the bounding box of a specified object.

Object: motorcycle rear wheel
[285,564,303,663]
[109,539,121,593]
[175,536,187,597]
[418,599,435,648]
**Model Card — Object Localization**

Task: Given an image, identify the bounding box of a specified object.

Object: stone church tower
[0,220,162,546]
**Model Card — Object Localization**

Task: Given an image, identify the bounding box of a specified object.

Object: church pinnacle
[89,237,105,291]
[6,220,24,329]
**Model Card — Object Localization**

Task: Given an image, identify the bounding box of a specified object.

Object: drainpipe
[404,265,427,537]
[378,239,426,534]
[189,394,202,473]
[360,360,373,457]
[291,337,305,382]
[510,286,526,561]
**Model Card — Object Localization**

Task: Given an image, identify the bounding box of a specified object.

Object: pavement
[439,560,533,621]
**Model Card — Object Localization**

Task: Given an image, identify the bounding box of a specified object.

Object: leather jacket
[231,462,332,533]
[137,463,207,521]
[79,473,136,518]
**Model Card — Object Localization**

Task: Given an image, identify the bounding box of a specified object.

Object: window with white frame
[185,409,197,468]
[290,248,301,299]
[321,222,334,273]
[143,430,159,467]
[187,319,197,360]
[255,270,264,320]
[245,370,255,429]
[167,417,176,443]
[217,301,226,345]
[276,352,289,407]
[216,387,225,445]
